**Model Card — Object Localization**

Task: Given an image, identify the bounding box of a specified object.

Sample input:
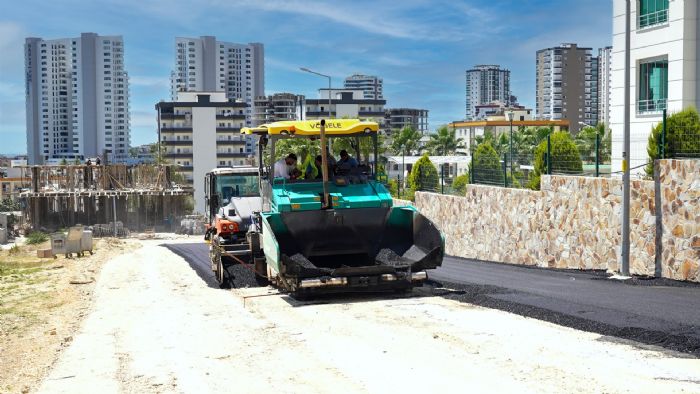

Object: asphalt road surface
[165,242,700,356]
[431,256,700,356]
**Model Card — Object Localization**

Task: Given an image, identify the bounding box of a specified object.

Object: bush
[451,174,469,195]
[8,244,20,255]
[646,107,700,177]
[408,154,439,193]
[528,132,583,190]
[470,142,503,185]
[26,231,49,245]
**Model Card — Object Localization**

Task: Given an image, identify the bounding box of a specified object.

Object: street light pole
[507,111,514,187]
[621,0,631,276]
[300,67,332,118]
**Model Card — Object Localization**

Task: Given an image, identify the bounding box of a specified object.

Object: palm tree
[390,126,422,187]
[390,126,422,156]
[425,126,464,155]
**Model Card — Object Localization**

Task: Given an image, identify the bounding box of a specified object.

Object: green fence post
[470,154,474,184]
[661,109,667,159]
[595,131,600,177]
[546,134,552,175]
[503,154,508,188]
[397,174,401,199]
[441,164,445,194]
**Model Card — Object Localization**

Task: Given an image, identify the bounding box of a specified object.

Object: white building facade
[156,92,249,214]
[610,0,689,173]
[304,89,386,123]
[465,65,511,120]
[343,74,383,99]
[25,33,130,164]
[170,36,264,126]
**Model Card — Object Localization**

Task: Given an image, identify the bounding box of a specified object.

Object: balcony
[163,152,193,158]
[216,140,246,146]
[639,9,668,29]
[358,111,386,117]
[217,152,247,158]
[162,140,192,145]
[638,99,667,113]
[160,127,192,132]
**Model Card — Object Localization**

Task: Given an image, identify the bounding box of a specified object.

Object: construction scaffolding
[19,164,194,233]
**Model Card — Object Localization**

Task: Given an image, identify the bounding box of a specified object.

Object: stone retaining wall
[409,159,700,281]
[659,160,700,281]
[414,176,656,276]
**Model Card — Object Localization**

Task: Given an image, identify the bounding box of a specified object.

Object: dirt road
[38,239,700,393]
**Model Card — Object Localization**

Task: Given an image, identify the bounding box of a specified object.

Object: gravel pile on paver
[427,279,700,357]
[225,263,260,289]
[289,253,316,269]
[375,248,410,267]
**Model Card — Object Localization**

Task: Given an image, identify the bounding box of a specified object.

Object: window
[639,0,668,28]
[638,60,668,113]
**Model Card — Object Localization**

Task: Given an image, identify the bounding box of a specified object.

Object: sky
[0,0,612,155]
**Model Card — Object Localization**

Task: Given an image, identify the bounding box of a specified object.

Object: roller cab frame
[242,119,444,296]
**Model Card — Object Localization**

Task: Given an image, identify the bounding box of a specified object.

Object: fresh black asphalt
[429,256,700,356]
[161,242,700,356]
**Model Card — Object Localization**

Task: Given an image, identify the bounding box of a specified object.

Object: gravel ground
[37,239,700,393]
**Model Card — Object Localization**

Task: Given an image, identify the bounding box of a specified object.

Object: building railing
[638,99,667,113]
[639,9,668,29]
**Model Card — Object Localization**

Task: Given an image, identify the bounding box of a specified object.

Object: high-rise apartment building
[170,36,264,126]
[343,74,383,99]
[25,33,130,164]
[252,93,304,126]
[156,92,249,213]
[465,65,511,120]
[598,46,613,127]
[536,43,597,133]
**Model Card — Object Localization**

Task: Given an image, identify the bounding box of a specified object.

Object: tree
[59,158,68,166]
[470,142,503,185]
[424,126,464,155]
[646,107,700,177]
[451,174,469,195]
[332,132,386,164]
[574,123,611,163]
[528,132,583,190]
[390,126,422,156]
[408,153,438,193]
[128,147,139,158]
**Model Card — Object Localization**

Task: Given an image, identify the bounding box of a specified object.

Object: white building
[304,89,386,123]
[343,74,383,99]
[25,33,130,164]
[170,36,264,126]
[598,46,613,127]
[465,65,511,120]
[385,156,472,182]
[156,92,250,214]
[610,0,685,174]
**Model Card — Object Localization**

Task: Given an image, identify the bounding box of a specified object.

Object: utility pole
[621,0,631,276]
